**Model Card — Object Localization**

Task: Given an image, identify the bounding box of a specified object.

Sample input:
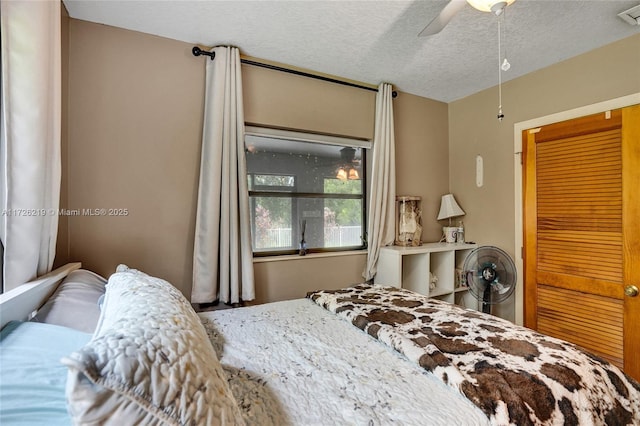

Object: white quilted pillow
[62,265,245,425]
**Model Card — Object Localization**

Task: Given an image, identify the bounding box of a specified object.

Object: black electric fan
[463,246,517,314]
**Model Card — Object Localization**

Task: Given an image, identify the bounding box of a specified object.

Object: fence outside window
[255,226,362,250]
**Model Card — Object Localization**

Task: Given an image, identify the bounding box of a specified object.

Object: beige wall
[394,92,449,242]
[449,33,640,321]
[67,20,205,296]
[252,253,367,304]
[64,20,447,302]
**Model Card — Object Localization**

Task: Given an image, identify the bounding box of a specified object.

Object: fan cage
[462,246,517,312]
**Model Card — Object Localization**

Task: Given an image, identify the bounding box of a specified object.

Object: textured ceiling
[63,0,640,103]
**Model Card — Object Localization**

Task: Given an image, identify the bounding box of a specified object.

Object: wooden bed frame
[0,262,81,330]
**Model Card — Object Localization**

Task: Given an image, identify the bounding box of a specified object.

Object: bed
[0,264,638,425]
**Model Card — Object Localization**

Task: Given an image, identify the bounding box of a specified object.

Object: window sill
[253,250,367,263]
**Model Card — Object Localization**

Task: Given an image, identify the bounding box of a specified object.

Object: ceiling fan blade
[418,0,467,37]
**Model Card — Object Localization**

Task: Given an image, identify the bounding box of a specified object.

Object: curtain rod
[192,47,397,98]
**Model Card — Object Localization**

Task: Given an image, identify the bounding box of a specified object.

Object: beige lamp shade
[437,194,465,221]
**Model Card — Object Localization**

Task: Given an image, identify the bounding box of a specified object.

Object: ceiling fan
[419,0,516,37]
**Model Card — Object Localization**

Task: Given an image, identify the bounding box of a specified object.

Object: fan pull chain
[497,10,510,122]
[497,17,504,122]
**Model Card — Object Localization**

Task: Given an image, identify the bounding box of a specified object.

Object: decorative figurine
[395,196,422,246]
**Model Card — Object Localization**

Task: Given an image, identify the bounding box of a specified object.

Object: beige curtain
[192,46,255,304]
[363,83,396,281]
[0,0,61,293]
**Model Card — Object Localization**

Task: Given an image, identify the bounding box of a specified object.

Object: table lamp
[437,194,465,243]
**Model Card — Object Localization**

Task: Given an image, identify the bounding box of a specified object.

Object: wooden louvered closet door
[523,105,640,381]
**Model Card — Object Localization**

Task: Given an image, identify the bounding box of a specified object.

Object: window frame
[245,126,370,257]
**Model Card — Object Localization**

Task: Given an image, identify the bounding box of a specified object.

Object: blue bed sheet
[0,321,91,425]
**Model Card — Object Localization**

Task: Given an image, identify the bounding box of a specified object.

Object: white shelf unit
[374,242,478,308]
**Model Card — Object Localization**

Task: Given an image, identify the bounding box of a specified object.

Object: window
[245,127,369,255]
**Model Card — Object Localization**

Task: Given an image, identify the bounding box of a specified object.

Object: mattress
[199,299,490,426]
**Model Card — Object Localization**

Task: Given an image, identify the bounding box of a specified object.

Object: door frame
[513,93,640,325]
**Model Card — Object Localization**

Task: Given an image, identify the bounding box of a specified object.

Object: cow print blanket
[307,284,640,426]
